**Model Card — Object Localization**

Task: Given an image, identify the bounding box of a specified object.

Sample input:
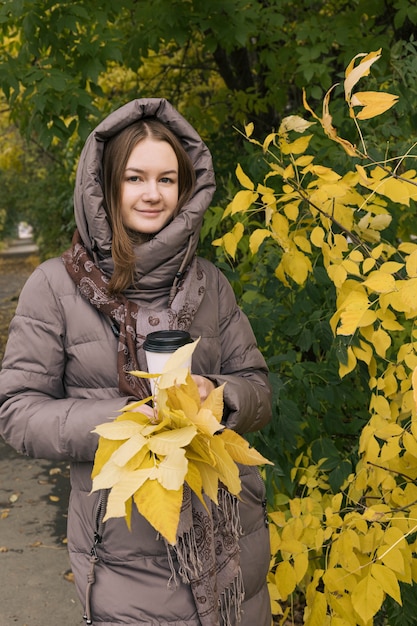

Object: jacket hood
[73,98,216,296]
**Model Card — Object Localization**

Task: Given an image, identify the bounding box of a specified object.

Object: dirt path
[0,255,84,625]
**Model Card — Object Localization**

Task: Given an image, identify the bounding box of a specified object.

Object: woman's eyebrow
[125,167,178,174]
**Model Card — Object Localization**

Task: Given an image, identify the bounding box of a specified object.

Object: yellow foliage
[214,49,417,624]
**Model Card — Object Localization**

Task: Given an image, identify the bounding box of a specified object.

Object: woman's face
[120,137,179,234]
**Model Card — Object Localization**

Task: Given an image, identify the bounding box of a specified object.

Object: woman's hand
[191,375,215,402]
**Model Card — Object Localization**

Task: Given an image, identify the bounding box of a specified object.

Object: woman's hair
[102,118,196,294]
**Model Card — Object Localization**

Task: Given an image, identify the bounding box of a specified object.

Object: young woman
[0,98,272,626]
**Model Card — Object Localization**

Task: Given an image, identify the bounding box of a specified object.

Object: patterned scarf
[62,230,244,625]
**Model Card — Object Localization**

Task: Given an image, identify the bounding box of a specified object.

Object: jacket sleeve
[0,265,132,462]
[206,268,272,435]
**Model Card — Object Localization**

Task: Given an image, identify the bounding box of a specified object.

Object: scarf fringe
[174,524,203,583]
[165,488,244,625]
[219,569,245,626]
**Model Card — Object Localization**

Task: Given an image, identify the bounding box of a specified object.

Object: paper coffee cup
[143,330,193,394]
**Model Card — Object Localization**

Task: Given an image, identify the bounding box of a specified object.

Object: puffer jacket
[0,98,272,626]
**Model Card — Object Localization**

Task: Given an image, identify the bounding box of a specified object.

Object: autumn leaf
[350,91,399,120]
[220,428,273,466]
[134,480,184,545]
[344,49,382,103]
[235,163,254,190]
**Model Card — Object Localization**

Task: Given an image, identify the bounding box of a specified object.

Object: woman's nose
[142,180,160,202]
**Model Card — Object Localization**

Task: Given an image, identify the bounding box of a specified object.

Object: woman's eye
[128,176,141,183]
[160,177,173,184]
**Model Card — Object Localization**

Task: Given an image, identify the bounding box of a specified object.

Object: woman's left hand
[191,375,215,402]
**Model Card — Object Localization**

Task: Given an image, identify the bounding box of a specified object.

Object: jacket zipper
[83,489,109,625]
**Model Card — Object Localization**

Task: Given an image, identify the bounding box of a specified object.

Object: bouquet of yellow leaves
[91,339,272,545]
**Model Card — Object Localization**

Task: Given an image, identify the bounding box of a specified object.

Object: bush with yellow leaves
[214,50,417,625]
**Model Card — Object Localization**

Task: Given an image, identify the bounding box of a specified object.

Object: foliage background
[1,1,417,623]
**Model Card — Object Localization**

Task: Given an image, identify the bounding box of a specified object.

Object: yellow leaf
[209,435,241,496]
[406,250,417,277]
[370,563,402,604]
[92,461,128,492]
[306,590,328,626]
[377,546,405,574]
[166,385,199,421]
[274,560,297,600]
[280,249,312,285]
[280,134,313,155]
[351,91,398,120]
[92,420,143,440]
[147,425,197,455]
[352,340,373,365]
[220,428,273,466]
[109,432,148,467]
[363,271,396,293]
[351,571,384,624]
[185,461,205,506]
[339,346,357,378]
[154,447,188,490]
[186,433,215,465]
[293,552,309,582]
[192,407,224,436]
[222,223,245,259]
[193,461,219,503]
[371,328,391,358]
[337,309,377,336]
[284,202,299,221]
[293,235,312,254]
[399,278,417,310]
[344,49,382,102]
[249,228,271,254]
[200,384,225,423]
[230,190,258,215]
[103,468,153,520]
[235,163,254,190]
[134,480,183,545]
[279,115,315,134]
[362,257,376,274]
[157,339,199,379]
[310,226,325,248]
[244,122,254,138]
[92,437,122,479]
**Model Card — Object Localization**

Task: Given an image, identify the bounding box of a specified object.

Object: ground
[0,255,84,625]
